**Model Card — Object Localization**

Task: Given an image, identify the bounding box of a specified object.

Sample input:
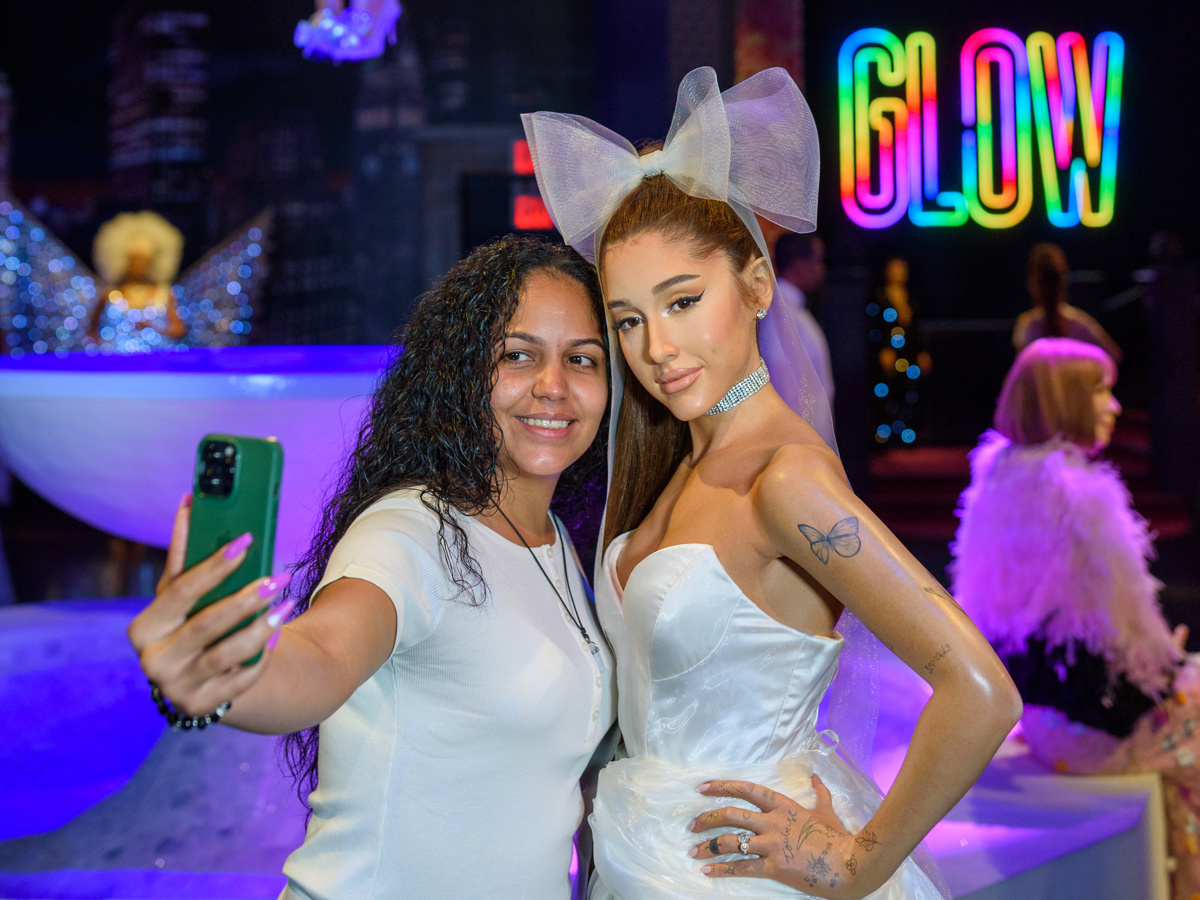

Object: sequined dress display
[590,533,942,899]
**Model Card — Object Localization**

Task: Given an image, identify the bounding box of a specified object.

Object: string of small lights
[867,299,923,445]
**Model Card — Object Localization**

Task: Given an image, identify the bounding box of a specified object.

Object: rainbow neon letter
[905,31,967,226]
[838,28,909,228]
[960,28,1033,228]
[1027,31,1124,227]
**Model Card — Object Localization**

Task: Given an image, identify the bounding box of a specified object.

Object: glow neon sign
[838,28,1124,229]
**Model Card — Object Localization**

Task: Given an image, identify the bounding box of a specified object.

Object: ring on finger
[738,832,753,854]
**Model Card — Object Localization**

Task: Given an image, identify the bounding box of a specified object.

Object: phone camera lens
[197,441,236,497]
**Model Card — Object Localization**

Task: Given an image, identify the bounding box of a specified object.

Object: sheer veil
[523,66,947,897]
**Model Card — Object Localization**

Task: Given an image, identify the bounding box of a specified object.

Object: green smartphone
[184,434,284,663]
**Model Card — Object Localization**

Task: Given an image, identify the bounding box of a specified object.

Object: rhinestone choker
[704,357,770,416]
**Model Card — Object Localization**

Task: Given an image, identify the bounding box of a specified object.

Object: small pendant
[587,639,605,673]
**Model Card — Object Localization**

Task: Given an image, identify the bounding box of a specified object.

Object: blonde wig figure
[92,211,184,287]
[994,337,1117,448]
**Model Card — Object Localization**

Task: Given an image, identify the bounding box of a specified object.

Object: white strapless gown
[590,535,942,899]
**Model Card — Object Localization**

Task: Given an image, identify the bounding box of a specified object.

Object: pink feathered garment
[950,430,1180,697]
[952,432,1200,900]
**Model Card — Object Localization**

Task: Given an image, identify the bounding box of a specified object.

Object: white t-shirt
[776,278,835,404]
[281,488,615,900]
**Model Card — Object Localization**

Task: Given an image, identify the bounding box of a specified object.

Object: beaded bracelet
[149,680,231,730]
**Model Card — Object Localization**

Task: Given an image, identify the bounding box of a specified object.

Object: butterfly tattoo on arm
[797,517,862,564]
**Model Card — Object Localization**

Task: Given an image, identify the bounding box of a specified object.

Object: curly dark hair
[281,234,609,807]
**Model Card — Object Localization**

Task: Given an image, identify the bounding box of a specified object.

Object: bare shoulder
[1062,303,1103,327]
[1014,307,1039,326]
[751,438,852,532]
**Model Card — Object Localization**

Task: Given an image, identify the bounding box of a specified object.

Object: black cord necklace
[496,506,602,666]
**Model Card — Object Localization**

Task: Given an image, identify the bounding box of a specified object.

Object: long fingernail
[266,630,281,651]
[224,532,254,559]
[266,598,297,629]
[258,572,292,599]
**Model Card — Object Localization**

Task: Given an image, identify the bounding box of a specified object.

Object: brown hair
[598,161,762,551]
[993,337,1117,447]
[1027,243,1070,337]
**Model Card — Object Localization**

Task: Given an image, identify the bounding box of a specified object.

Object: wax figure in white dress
[591,535,939,899]
[523,68,1021,899]
[129,236,615,900]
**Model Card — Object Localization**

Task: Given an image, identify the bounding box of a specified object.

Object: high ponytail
[1027,243,1070,338]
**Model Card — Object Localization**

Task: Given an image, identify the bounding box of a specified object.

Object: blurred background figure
[1014,243,1123,363]
[868,254,930,446]
[774,231,834,404]
[89,211,189,598]
[952,337,1200,900]
[91,210,185,340]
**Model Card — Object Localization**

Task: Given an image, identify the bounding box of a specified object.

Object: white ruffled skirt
[589,744,944,899]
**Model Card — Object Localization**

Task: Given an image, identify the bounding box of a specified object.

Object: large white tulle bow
[520,66,819,263]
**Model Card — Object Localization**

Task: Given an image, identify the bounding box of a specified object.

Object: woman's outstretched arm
[690,444,1020,899]
[128,495,397,735]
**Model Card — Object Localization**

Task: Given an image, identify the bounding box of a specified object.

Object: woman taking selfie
[128,235,616,900]
[524,67,1020,899]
